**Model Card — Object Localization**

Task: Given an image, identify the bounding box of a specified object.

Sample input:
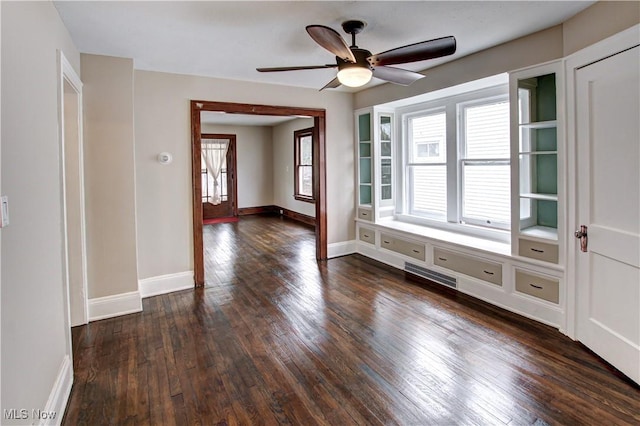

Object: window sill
[375,217,511,257]
[294,195,315,204]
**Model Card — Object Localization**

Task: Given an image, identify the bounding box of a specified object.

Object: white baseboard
[40,354,73,425]
[328,240,357,258]
[139,271,194,298]
[88,291,142,322]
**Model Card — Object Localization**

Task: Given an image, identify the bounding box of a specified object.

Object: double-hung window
[459,97,511,229]
[399,83,510,237]
[294,127,314,202]
[407,110,447,220]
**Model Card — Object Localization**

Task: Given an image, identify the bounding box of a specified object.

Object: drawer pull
[361,212,368,216]
[483,270,494,275]
[529,283,543,289]
[383,240,391,244]
[530,248,544,253]
[412,249,420,253]
[437,257,447,261]
[363,234,370,238]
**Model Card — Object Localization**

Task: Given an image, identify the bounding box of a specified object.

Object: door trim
[58,49,88,358]
[190,101,327,286]
[564,24,640,339]
[201,133,238,218]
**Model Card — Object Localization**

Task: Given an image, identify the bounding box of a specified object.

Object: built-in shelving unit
[358,112,372,207]
[510,61,563,264]
[355,108,395,222]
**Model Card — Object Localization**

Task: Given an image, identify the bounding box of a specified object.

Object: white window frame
[458,95,511,230]
[396,84,510,242]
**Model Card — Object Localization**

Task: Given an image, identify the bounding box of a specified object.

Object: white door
[575,45,640,384]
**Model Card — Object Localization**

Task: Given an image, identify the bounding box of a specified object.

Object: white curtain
[202,139,229,205]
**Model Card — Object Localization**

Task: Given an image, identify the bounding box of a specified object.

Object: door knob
[575,225,588,252]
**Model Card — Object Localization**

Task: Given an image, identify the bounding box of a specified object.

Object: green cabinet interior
[520,73,558,229]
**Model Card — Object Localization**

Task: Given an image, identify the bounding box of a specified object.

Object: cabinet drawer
[515,270,559,303]
[519,238,558,263]
[358,227,375,245]
[357,208,372,221]
[380,234,425,261]
[433,248,502,286]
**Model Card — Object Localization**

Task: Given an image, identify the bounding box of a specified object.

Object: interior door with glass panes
[202,134,237,220]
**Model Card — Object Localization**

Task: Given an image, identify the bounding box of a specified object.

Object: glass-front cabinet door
[357,111,373,207]
[379,114,393,206]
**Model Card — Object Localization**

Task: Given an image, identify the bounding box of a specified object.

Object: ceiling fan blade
[306,25,357,63]
[319,77,341,91]
[368,36,456,67]
[372,66,425,86]
[257,64,337,72]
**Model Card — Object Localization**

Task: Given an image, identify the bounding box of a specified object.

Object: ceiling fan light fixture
[337,65,372,87]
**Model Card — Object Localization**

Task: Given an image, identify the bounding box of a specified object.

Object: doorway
[58,52,89,330]
[191,101,327,286]
[201,134,238,221]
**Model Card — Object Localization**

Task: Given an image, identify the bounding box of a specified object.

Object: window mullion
[446,102,458,224]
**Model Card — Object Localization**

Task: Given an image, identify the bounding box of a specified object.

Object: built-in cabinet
[356,107,395,222]
[511,61,563,266]
[354,61,566,330]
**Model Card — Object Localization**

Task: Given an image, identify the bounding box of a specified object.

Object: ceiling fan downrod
[341,20,366,48]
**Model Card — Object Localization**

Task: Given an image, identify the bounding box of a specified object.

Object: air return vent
[405,262,457,289]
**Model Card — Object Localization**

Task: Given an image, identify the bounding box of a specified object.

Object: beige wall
[355,25,563,109]
[1,1,80,421]
[134,70,353,281]
[201,123,274,209]
[81,54,139,298]
[563,1,640,55]
[356,1,639,109]
[272,118,316,217]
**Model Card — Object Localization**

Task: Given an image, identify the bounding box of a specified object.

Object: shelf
[519,120,557,129]
[520,193,558,201]
[520,225,558,240]
[519,151,557,156]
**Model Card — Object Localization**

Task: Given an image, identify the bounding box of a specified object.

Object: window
[459,98,511,229]
[399,85,510,236]
[294,127,314,202]
[407,110,447,219]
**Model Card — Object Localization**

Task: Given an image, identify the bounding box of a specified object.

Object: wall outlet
[1,196,8,228]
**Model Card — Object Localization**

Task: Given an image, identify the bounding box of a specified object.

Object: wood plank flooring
[63,214,640,425]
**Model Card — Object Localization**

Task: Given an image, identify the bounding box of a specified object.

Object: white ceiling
[54,1,595,92]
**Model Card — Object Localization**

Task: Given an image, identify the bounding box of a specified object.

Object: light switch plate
[1,196,9,227]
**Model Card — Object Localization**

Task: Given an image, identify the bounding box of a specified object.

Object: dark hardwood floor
[64,214,639,425]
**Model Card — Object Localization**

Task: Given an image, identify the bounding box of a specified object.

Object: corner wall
[81,54,140,315]
[201,123,274,209]
[1,1,79,422]
[272,118,316,218]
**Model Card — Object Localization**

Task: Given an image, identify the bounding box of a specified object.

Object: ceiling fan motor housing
[337,48,372,71]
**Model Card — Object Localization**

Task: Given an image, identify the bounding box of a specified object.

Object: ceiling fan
[257,20,456,90]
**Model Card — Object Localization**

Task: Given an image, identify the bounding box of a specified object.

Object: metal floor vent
[405,262,457,289]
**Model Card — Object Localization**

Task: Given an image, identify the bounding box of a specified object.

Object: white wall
[272,118,315,217]
[134,70,353,281]
[1,1,80,422]
[201,123,274,209]
[81,54,139,299]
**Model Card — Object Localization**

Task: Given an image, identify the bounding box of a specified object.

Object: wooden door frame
[201,133,238,218]
[191,100,327,286]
